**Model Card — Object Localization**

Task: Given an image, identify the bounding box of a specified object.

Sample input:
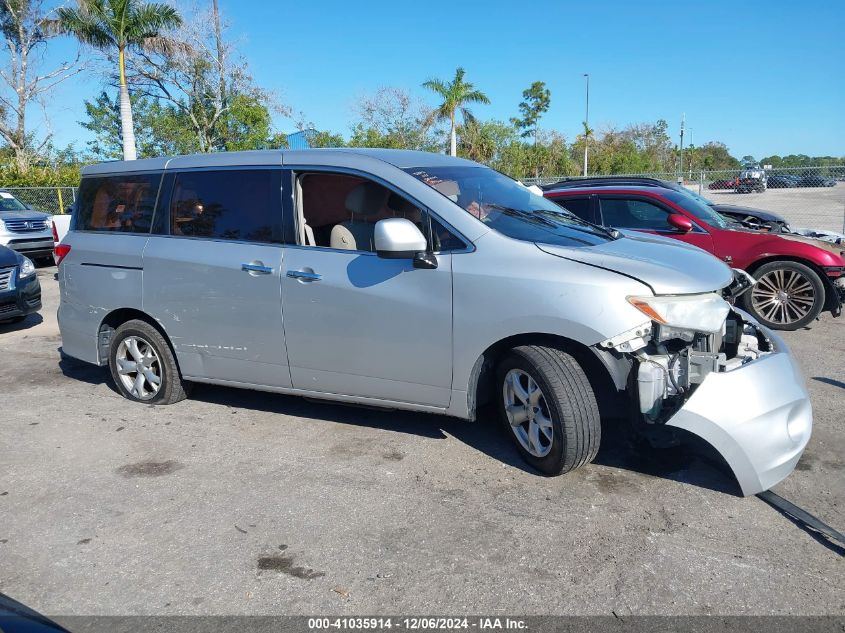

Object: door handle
[242,262,273,275]
[286,270,322,282]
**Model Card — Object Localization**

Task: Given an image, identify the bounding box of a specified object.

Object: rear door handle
[286,270,322,282]
[242,262,273,275]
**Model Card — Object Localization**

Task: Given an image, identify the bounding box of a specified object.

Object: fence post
[57,187,64,214]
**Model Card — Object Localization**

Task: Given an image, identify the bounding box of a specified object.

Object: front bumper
[665,320,811,495]
[0,273,42,320]
[0,231,54,258]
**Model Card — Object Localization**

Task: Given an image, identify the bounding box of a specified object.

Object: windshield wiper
[487,205,559,228]
[533,209,620,239]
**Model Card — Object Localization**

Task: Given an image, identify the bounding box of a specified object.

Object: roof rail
[540,176,676,191]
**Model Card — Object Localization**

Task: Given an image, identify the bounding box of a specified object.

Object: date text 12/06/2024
[307,618,528,630]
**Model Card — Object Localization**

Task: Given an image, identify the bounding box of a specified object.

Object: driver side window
[294,172,465,253]
[599,198,671,230]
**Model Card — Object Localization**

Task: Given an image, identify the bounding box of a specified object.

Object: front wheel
[496,345,601,475]
[108,319,188,404]
[742,261,825,330]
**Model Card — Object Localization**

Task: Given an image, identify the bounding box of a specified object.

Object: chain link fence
[525,165,845,235]
[0,186,77,215]
[3,165,844,234]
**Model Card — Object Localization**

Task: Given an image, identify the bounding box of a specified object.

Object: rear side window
[556,197,591,221]
[76,174,161,233]
[169,170,282,243]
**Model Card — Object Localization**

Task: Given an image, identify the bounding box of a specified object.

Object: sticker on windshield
[0,192,13,199]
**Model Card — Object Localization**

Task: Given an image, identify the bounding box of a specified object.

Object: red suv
[544,184,845,330]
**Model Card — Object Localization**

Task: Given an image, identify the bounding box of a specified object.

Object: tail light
[51,220,59,243]
[54,243,71,266]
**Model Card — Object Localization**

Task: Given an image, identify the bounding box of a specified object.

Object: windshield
[0,192,28,211]
[403,166,612,247]
[663,190,729,229]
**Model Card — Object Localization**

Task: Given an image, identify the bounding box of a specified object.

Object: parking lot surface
[1,268,843,616]
[702,183,845,232]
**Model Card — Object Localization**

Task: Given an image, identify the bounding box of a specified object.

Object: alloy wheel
[750,268,816,326]
[115,335,162,400]
[502,369,554,457]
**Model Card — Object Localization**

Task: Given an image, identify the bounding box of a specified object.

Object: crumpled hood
[536,231,734,295]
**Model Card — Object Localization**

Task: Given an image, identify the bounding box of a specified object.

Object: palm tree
[422,67,489,157]
[59,0,182,160]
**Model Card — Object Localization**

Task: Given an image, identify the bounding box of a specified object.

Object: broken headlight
[627,293,731,335]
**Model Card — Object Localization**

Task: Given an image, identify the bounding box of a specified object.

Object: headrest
[387,192,409,212]
[345,182,386,216]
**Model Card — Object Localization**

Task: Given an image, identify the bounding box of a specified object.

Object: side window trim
[151,172,175,235]
[286,164,472,254]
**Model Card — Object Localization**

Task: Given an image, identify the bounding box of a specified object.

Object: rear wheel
[496,345,601,475]
[743,261,825,330]
[108,319,188,404]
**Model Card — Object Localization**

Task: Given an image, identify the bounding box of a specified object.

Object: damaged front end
[597,274,812,495]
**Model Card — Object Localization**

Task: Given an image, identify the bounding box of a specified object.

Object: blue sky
[38,0,845,159]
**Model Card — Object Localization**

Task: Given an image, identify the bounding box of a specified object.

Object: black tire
[108,319,188,405]
[742,261,825,330]
[496,345,601,475]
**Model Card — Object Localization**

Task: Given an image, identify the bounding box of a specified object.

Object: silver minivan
[57,149,812,496]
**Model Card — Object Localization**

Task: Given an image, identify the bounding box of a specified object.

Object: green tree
[422,67,489,157]
[347,87,439,151]
[0,0,81,173]
[510,81,551,144]
[458,119,519,165]
[80,89,278,158]
[307,130,346,148]
[696,142,739,170]
[221,93,274,151]
[80,90,192,159]
[59,0,182,161]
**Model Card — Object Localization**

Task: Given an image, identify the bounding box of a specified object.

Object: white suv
[0,190,54,261]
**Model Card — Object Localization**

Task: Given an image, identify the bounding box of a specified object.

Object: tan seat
[330,182,386,251]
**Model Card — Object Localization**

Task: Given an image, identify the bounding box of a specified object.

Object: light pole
[678,113,685,185]
[583,73,590,176]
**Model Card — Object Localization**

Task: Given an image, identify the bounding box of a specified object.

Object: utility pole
[583,73,590,176]
[687,129,694,179]
[678,113,685,185]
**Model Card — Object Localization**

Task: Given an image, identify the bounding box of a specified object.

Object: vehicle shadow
[812,376,845,390]
[592,418,740,496]
[191,382,741,495]
[54,355,742,495]
[57,348,120,395]
[0,312,43,333]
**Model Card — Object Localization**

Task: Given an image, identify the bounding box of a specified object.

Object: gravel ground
[701,183,845,233]
[0,268,842,617]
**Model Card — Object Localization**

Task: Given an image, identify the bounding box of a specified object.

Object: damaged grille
[0,266,13,291]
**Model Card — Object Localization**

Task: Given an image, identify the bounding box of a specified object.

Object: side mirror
[667,213,694,232]
[374,218,428,260]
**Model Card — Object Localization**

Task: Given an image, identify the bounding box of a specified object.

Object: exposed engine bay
[597,270,773,425]
[630,310,772,423]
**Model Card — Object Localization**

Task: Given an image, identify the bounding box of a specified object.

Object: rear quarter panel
[58,232,147,364]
